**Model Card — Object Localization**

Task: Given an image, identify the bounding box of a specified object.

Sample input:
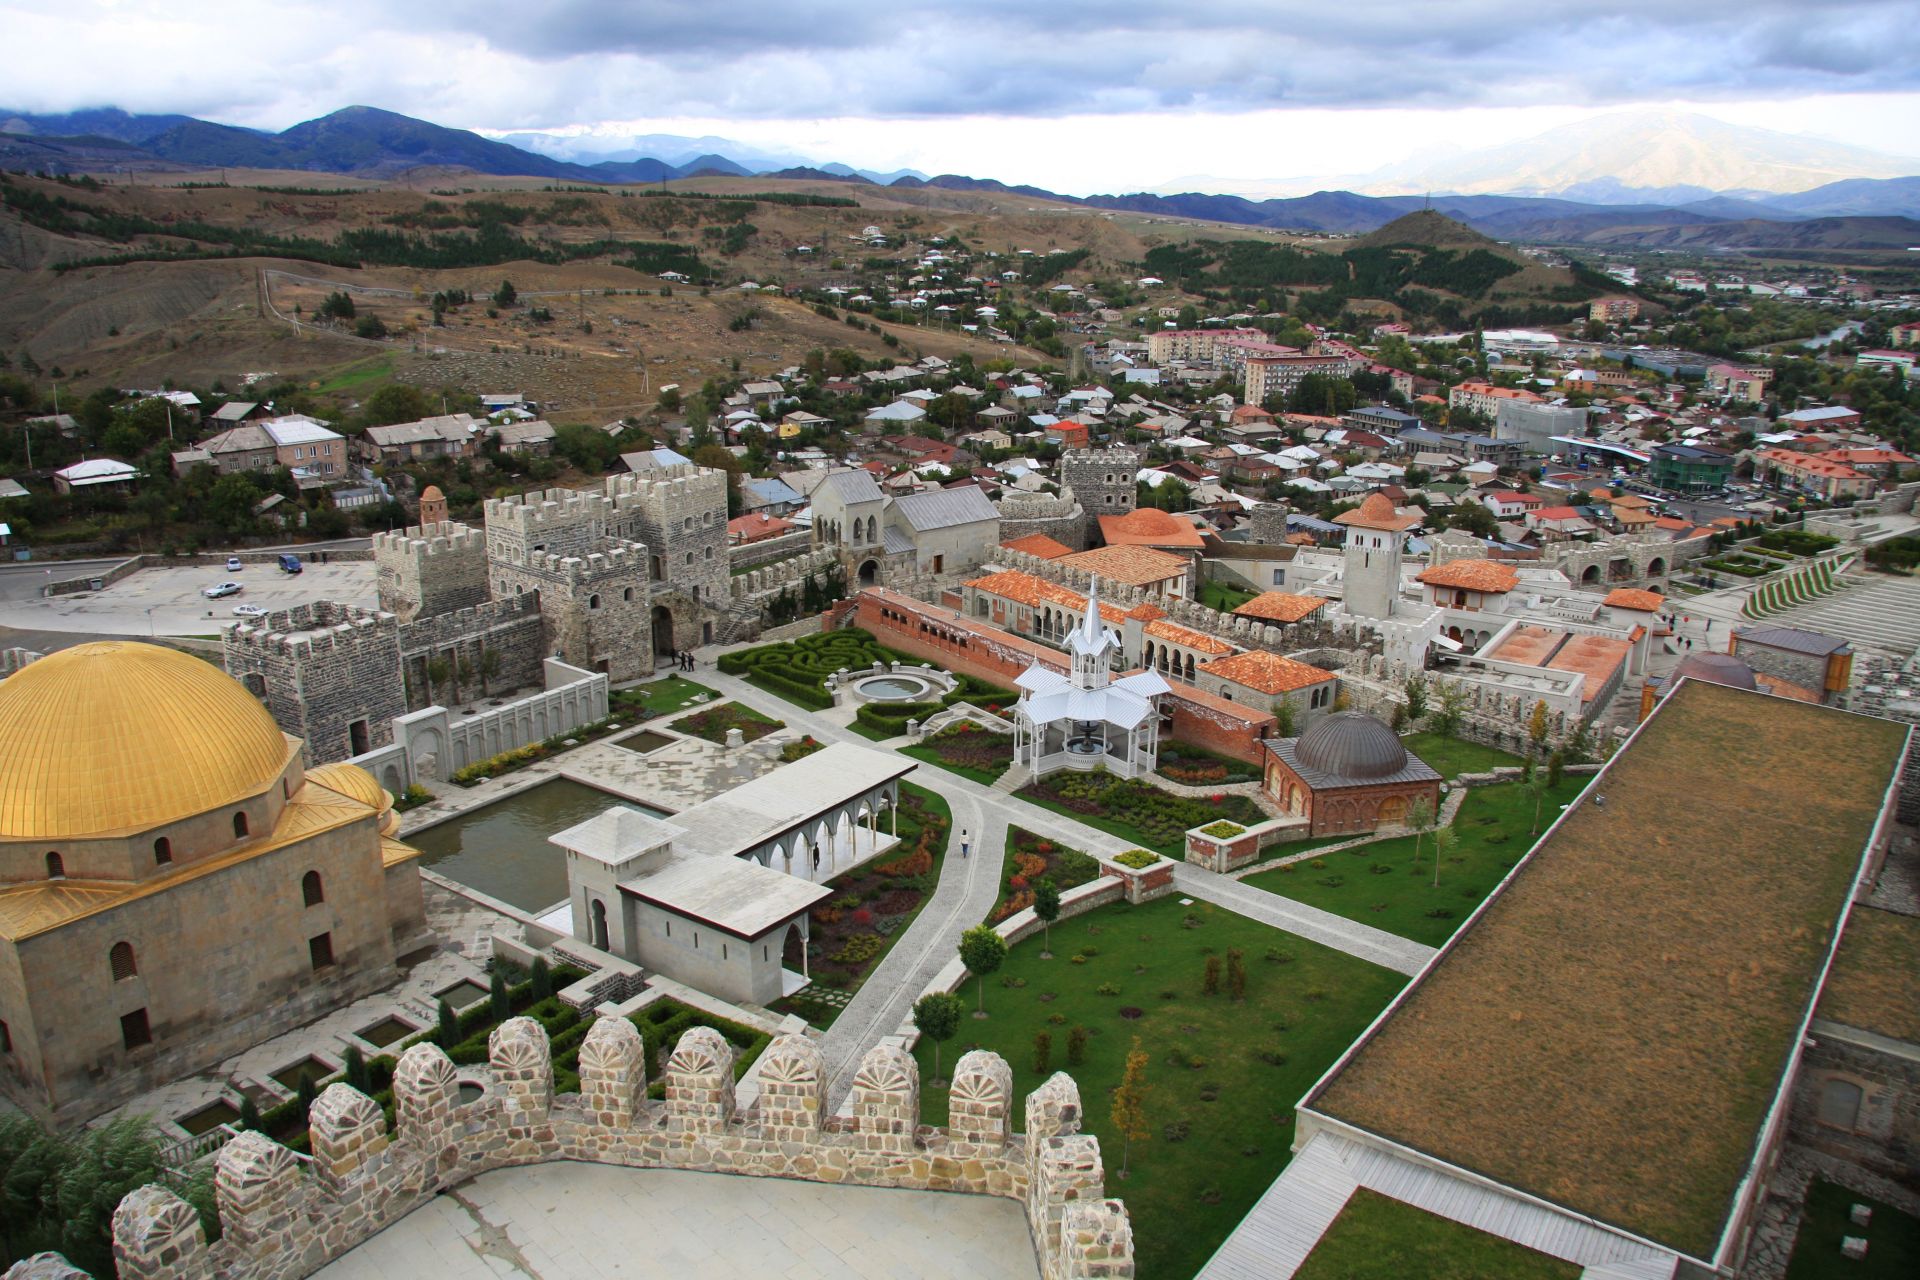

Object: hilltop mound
[1355,209,1511,254]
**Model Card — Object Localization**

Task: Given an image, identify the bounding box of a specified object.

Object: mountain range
[3,104,1919,248]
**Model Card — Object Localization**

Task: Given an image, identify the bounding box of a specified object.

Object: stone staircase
[993,762,1032,793]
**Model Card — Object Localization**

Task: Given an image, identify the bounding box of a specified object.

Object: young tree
[1527,699,1550,759]
[912,991,964,1084]
[1033,1031,1053,1074]
[957,925,1006,1018]
[1273,698,1298,738]
[1547,748,1566,790]
[1067,1025,1088,1066]
[344,1045,370,1093]
[425,657,452,707]
[1032,878,1061,957]
[1406,794,1435,869]
[1202,955,1222,995]
[296,1074,318,1119]
[436,998,460,1048]
[1110,1037,1152,1180]
[493,279,518,308]
[489,969,512,1022]
[1227,949,1247,1002]
[478,648,503,696]
[1432,825,1457,889]
[1429,682,1468,738]
[530,957,552,1001]
[238,1096,263,1132]
[1529,767,1555,836]
[1403,674,1429,725]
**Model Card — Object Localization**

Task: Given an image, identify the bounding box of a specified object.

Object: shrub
[830,934,884,965]
[1199,821,1246,839]
[1227,949,1246,1001]
[1067,1025,1089,1064]
[1096,982,1120,996]
[1114,848,1160,869]
[1033,1031,1052,1073]
[1202,955,1222,995]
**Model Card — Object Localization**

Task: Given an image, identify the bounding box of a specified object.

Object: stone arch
[589,898,609,950]
[652,605,675,656]
[858,558,879,586]
[1645,556,1667,577]
[381,763,403,793]
[1581,564,1601,584]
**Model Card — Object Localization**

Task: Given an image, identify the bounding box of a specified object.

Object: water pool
[410,778,665,913]
[854,675,935,701]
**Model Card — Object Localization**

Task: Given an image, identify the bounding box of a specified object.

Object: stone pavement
[689,660,1439,1108]
[0,561,376,637]
[311,1161,1042,1280]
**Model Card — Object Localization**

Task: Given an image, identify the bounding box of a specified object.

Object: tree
[489,969,511,1022]
[1273,698,1298,738]
[1546,748,1565,790]
[1032,878,1061,957]
[530,957,552,1001]
[360,383,433,427]
[1429,682,1468,738]
[1067,1025,1088,1066]
[354,315,388,340]
[205,473,261,536]
[1529,766,1555,836]
[238,1096,263,1132]
[478,648,502,696]
[344,1045,370,1093]
[425,657,452,707]
[1404,675,1428,725]
[1406,795,1435,869]
[1432,825,1456,889]
[318,291,356,321]
[1033,1031,1053,1074]
[493,279,518,308]
[957,925,1007,1017]
[1227,949,1247,1002]
[436,998,461,1048]
[1202,955,1222,995]
[1527,699,1550,759]
[1110,1037,1151,1180]
[912,991,964,1083]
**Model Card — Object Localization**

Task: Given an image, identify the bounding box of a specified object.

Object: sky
[6,0,1920,193]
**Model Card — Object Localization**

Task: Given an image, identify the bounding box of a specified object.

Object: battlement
[396,593,543,649]
[518,541,647,586]
[70,1021,1132,1280]
[222,602,399,660]
[370,520,485,562]
[483,486,618,536]
[605,465,726,505]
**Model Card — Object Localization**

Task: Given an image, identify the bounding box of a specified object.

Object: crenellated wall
[26,1021,1133,1280]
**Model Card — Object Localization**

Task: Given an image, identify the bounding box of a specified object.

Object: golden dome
[0,642,294,840]
[306,763,394,820]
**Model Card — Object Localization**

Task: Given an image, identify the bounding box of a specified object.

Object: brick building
[1262,712,1442,837]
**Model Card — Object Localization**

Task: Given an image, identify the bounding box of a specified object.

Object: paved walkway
[691,661,1436,1107]
[313,1161,1040,1279]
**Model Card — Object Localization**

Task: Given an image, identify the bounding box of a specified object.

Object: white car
[202,581,243,599]
[225,556,244,572]
[231,603,269,618]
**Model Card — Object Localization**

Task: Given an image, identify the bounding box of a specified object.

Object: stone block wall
[1789,1024,1920,1187]
[222,604,407,765]
[609,467,730,605]
[729,529,816,572]
[39,1022,1133,1280]
[395,594,546,709]
[370,522,488,623]
[1058,447,1139,543]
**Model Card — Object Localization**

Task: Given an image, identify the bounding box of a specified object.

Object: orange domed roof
[420,484,445,500]
[0,643,294,839]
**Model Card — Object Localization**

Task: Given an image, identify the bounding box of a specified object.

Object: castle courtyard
[312,1163,1042,1280]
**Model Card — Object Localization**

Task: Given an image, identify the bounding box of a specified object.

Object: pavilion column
[890,791,898,837]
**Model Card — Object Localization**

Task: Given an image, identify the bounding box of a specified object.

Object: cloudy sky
[7,0,1920,192]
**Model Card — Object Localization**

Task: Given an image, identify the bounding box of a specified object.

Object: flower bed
[1156,743,1260,785]
[450,715,628,786]
[991,826,1103,923]
[1114,849,1161,869]
[779,735,826,762]
[1021,772,1266,857]
[669,701,783,745]
[851,674,1014,738]
[1199,821,1246,839]
[900,722,1015,783]
[770,783,951,1027]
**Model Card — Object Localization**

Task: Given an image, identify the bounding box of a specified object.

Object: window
[45,851,64,879]
[120,1008,151,1050]
[110,941,138,981]
[722,943,728,960]
[302,871,324,907]
[588,593,601,611]
[309,933,335,971]
[1272,569,1286,586]
[233,811,250,839]
[705,547,714,560]
[684,551,695,565]
[623,587,634,602]
[1819,1078,1863,1130]
[349,719,370,756]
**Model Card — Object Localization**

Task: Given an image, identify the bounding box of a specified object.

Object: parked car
[226,556,244,572]
[231,603,268,618]
[277,553,303,575]
[202,581,243,599]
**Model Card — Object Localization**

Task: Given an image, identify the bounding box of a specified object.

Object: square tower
[1059,446,1139,543]
[1334,493,1419,622]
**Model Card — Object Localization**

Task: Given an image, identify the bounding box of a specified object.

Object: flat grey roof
[623,854,830,938]
[663,743,916,865]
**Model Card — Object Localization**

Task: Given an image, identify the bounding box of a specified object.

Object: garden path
[691,661,1439,1106]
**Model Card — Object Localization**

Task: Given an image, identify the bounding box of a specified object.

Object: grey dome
[1294,712,1408,779]
[1668,652,1758,692]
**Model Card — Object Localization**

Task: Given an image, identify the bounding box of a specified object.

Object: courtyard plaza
[0,557,376,637]
[312,1162,1042,1280]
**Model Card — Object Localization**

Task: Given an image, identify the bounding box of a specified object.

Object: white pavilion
[1010,576,1172,779]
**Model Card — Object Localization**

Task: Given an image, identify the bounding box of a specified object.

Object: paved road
[692,660,1431,1110]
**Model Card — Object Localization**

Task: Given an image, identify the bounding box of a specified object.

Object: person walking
[959,828,970,859]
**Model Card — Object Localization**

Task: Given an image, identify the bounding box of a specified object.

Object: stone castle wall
[1058,447,1139,544]
[370,522,489,623]
[394,594,547,708]
[222,604,407,765]
[608,467,730,605]
[32,1021,1133,1280]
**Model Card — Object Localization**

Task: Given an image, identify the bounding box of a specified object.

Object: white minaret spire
[1069,574,1120,689]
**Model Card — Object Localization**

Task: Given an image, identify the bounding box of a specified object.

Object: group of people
[668,649,697,672]
[1663,612,1712,653]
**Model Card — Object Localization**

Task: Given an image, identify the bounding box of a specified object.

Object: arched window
[153,837,172,866]
[705,547,714,560]
[45,851,64,879]
[623,587,634,602]
[302,871,324,907]
[588,593,602,610]
[233,812,249,839]
[684,551,695,565]
[109,941,137,982]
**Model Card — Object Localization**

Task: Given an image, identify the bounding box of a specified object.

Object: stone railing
[14,1019,1132,1280]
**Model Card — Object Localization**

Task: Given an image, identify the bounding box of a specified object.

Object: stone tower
[483,488,655,681]
[1248,501,1291,546]
[1334,492,1416,622]
[418,484,448,527]
[371,522,489,624]
[1058,446,1138,544]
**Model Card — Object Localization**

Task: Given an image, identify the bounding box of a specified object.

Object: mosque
[0,642,425,1127]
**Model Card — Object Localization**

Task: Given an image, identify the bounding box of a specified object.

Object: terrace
[1307,681,1909,1263]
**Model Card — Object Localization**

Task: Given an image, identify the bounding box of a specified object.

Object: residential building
[1244,353,1354,407]
[1494,400,1589,457]
[1588,297,1640,323]
[1648,442,1734,493]
[1449,381,1543,419]
[358,414,480,464]
[1754,448,1877,501]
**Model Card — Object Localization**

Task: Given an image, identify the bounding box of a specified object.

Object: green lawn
[1401,732,1524,778]
[669,701,783,744]
[1199,579,1258,612]
[1240,777,1587,946]
[1786,1179,1920,1280]
[312,353,396,393]
[611,675,718,719]
[912,893,1406,1280]
[1295,1188,1581,1280]
[1019,774,1267,858]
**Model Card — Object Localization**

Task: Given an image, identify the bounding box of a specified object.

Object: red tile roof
[1098,507,1208,550]
[1199,650,1336,695]
[1144,618,1234,656]
[1604,588,1665,612]
[1416,559,1520,593]
[1001,533,1074,559]
[1334,491,1421,533]
[1233,592,1328,624]
[1057,544,1191,587]
[964,570,1128,623]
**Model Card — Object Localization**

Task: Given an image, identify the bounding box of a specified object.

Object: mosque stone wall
[28,1023,1134,1280]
